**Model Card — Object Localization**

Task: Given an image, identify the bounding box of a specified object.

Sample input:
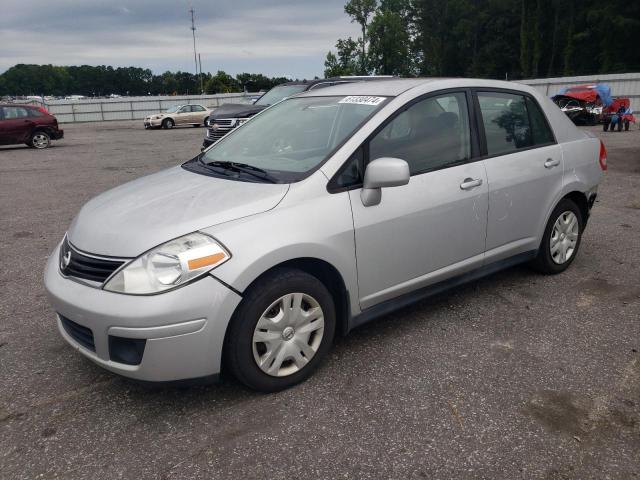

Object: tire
[603,121,610,132]
[30,131,51,149]
[162,118,174,129]
[530,198,583,274]
[624,120,630,131]
[617,120,623,132]
[224,268,336,392]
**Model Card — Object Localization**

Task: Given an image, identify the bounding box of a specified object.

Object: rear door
[475,90,562,263]
[0,106,32,144]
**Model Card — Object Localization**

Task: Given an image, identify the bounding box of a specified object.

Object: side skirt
[347,250,537,333]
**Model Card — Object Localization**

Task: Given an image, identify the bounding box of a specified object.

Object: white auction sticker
[338,96,386,106]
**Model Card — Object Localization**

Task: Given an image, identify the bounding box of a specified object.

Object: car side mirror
[360,157,410,207]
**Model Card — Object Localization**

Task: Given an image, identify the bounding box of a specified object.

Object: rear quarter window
[525,97,554,145]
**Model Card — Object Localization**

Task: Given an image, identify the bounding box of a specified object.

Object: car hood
[67,166,289,257]
[209,103,267,119]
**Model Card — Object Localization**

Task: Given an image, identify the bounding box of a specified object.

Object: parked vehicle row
[45,78,605,392]
[0,104,64,149]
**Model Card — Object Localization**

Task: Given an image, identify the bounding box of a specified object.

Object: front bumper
[144,118,163,128]
[201,138,215,150]
[44,243,242,382]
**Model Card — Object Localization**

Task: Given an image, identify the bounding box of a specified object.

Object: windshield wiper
[200,159,279,183]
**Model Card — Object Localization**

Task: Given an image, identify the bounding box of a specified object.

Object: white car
[144,104,211,129]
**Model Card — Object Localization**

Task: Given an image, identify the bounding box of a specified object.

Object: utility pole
[198,53,203,94]
[190,7,200,94]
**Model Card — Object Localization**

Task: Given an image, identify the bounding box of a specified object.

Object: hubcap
[252,293,325,377]
[550,211,579,264]
[33,134,48,148]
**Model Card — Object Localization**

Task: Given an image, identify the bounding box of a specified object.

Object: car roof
[297,78,441,97]
[280,76,397,89]
[298,78,537,98]
[0,103,38,108]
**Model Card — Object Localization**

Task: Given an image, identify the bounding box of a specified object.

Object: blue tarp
[557,84,614,107]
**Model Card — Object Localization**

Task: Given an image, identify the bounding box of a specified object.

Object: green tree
[324,37,362,77]
[344,0,378,73]
[367,5,412,75]
[204,70,241,94]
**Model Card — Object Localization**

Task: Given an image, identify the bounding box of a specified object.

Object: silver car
[45,79,606,392]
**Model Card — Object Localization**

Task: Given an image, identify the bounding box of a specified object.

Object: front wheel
[30,131,51,149]
[162,118,174,129]
[224,269,336,392]
[530,198,583,274]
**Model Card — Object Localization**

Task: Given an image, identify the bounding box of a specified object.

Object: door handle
[544,158,560,168]
[460,178,483,190]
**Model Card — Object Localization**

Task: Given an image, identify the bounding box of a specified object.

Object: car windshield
[165,106,181,113]
[201,95,388,182]
[255,85,308,106]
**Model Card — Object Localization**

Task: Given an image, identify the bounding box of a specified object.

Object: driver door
[347,91,489,309]
[176,106,191,125]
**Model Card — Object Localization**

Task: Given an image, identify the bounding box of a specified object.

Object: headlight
[236,118,249,126]
[104,232,230,294]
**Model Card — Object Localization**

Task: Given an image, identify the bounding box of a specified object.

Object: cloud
[0,0,360,78]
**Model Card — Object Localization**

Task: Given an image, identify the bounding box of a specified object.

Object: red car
[0,104,64,149]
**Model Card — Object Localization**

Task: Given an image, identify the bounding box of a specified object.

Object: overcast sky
[0,0,360,79]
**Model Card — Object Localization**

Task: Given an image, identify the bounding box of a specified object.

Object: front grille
[60,315,95,352]
[60,238,125,283]
[207,118,237,141]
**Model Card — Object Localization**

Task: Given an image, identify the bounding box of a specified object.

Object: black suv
[202,76,393,149]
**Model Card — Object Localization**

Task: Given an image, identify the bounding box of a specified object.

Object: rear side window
[2,106,30,119]
[526,97,554,145]
[477,92,532,156]
[191,105,206,112]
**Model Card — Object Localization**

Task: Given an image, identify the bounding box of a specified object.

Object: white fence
[20,93,256,123]
[520,72,640,111]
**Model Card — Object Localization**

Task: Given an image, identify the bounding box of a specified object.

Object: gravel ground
[0,121,638,479]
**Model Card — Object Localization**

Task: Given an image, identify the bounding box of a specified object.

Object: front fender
[202,183,360,316]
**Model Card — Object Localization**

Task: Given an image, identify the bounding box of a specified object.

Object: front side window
[200,96,388,182]
[369,92,471,175]
[192,105,206,112]
[478,92,532,156]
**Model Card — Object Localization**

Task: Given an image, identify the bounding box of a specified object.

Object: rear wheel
[224,268,336,392]
[530,198,583,274]
[624,120,630,131]
[162,118,174,129]
[30,131,51,149]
